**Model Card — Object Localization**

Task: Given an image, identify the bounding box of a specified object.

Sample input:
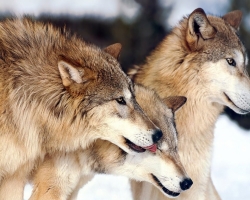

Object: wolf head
[132,8,250,115]
[132,85,192,197]
[185,8,250,114]
[58,43,162,154]
[85,85,190,198]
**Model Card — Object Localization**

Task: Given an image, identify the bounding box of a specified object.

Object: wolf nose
[180,178,193,191]
[152,129,163,143]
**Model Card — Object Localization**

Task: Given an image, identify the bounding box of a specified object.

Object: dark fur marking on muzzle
[151,174,180,197]
[125,138,146,153]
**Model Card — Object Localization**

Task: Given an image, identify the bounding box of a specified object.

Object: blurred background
[1,0,249,128]
[0,0,249,200]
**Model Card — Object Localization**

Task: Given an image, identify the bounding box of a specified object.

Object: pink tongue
[144,144,157,153]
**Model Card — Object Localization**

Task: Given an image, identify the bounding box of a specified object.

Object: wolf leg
[29,153,81,200]
[68,174,95,200]
[0,172,27,200]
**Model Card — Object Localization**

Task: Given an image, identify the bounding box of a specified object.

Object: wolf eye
[226,58,236,67]
[116,97,126,105]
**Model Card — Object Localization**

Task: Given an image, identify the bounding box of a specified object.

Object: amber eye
[116,97,126,105]
[226,58,236,67]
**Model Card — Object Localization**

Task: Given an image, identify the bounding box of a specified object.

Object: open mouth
[125,138,157,153]
[224,93,249,113]
[152,174,180,197]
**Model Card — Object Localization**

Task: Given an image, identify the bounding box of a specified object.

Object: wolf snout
[152,129,163,143]
[180,178,193,191]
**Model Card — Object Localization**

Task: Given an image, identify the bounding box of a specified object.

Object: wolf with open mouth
[0,18,162,199]
[29,84,192,199]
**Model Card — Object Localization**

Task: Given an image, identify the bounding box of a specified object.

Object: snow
[75,175,133,200]
[0,0,230,27]
[24,114,250,200]
[165,0,230,27]
[212,115,250,200]
[0,0,141,20]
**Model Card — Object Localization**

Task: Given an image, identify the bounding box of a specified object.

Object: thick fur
[0,18,160,199]
[29,85,190,200]
[128,8,250,200]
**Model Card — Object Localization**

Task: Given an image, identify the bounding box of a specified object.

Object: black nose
[180,178,193,191]
[152,129,163,143]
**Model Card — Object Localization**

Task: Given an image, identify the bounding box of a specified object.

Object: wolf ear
[222,10,242,30]
[186,8,217,51]
[164,96,187,113]
[103,43,122,59]
[58,60,85,87]
[58,58,96,96]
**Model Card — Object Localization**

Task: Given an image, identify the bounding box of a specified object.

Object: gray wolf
[0,18,162,199]
[29,84,192,200]
[128,8,250,200]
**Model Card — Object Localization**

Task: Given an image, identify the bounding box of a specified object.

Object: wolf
[29,84,192,200]
[128,8,250,200]
[0,18,162,199]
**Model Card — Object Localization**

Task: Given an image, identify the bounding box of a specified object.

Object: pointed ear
[103,43,122,59]
[186,8,217,50]
[164,96,187,113]
[58,58,86,87]
[222,10,242,30]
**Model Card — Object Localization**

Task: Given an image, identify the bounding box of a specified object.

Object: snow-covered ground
[24,114,250,200]
[212,115,250,200]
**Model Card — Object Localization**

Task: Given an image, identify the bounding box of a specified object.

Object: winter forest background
[0,0,249,199]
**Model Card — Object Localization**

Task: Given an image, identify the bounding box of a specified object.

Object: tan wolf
[29,84,192,200]
[128,8,250,200]
[0,18,162,199]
